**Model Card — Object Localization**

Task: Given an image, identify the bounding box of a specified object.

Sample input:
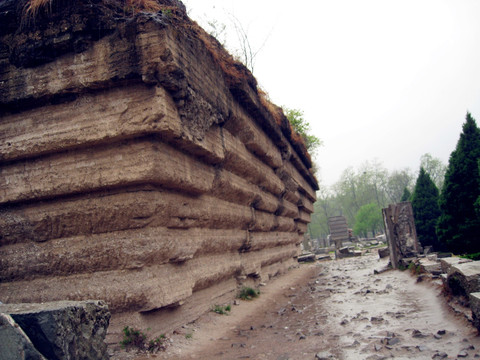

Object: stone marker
[382,202,422,269]
[328,216,349,258]
[0,300,110,360]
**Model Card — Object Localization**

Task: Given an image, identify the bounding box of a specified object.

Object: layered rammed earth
[0,0,318,336]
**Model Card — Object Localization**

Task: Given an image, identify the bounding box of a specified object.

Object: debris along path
[149,252,480,360]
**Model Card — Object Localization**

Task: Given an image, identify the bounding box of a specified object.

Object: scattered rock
[315,351,335,359]
[387,337,400,346]
[412,329,430,338]
[417,345,429,352]
[432,352,448,358]
[458,350,469,358]
[298,253,316,263]
[437,329,446,335]
[378,247,390,259]
[374,343,383,351]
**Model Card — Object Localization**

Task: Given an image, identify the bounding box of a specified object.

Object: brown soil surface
[111,251,480,359]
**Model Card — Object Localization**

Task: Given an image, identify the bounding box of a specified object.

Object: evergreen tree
[437,112,480,254]
[400,187,412,202]
[411,167,441,250]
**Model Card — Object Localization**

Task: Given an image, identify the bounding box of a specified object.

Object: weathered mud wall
[0,0,318,333]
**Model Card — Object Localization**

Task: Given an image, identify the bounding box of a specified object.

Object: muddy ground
[112,251,480,359]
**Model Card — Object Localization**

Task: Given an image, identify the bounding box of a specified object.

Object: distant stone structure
[328,216,349,257]
[382,202,422,269]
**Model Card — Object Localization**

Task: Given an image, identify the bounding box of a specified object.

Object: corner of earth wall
[0,0,319,338]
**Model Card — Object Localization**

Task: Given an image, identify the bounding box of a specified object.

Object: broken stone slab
[418,258,442,275]
[338,246,354,254]
[447,261,480,295]
[335,247,361,259]
[315,351,335,359]
[378,247,390,258]
[439,257,473,274]
[298,253,316,262]
[0,300,110,360]
[0,313,47,360]
[316,254,332,261]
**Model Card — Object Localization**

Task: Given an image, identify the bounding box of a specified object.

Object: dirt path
[115,251,480,359]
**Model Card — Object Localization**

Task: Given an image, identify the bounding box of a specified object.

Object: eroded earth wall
[0,0,318,332]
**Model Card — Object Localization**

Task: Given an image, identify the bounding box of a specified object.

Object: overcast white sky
[182,0,480,187]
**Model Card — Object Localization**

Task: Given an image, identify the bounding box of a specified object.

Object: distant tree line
[308,156,445,239]
[309,112,480,256]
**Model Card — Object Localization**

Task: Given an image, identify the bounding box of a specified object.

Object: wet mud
[117,251,480,360]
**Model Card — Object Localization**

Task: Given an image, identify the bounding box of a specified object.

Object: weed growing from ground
[120,326,167,353]
[407,262,422,275]
[185,332,193,339]
[213,304,231,315]
[238,287,260,300]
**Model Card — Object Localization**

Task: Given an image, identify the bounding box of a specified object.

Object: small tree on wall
[283,107,322,154]
[411,167,441,251]
[437,112,480,254]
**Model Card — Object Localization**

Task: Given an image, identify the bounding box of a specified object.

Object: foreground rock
[0,0,317,339]
[0,313,46,360]
[0,300,110,360]
[447,261,480,295]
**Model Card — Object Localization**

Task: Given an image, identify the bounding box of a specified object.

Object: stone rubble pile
[398,252,480,331]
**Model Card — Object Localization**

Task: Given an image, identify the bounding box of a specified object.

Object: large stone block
[439,257,472,274]
[0,301,110,360]
[447,261,480,295]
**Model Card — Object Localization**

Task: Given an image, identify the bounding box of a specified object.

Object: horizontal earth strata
[0,0,318,334]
